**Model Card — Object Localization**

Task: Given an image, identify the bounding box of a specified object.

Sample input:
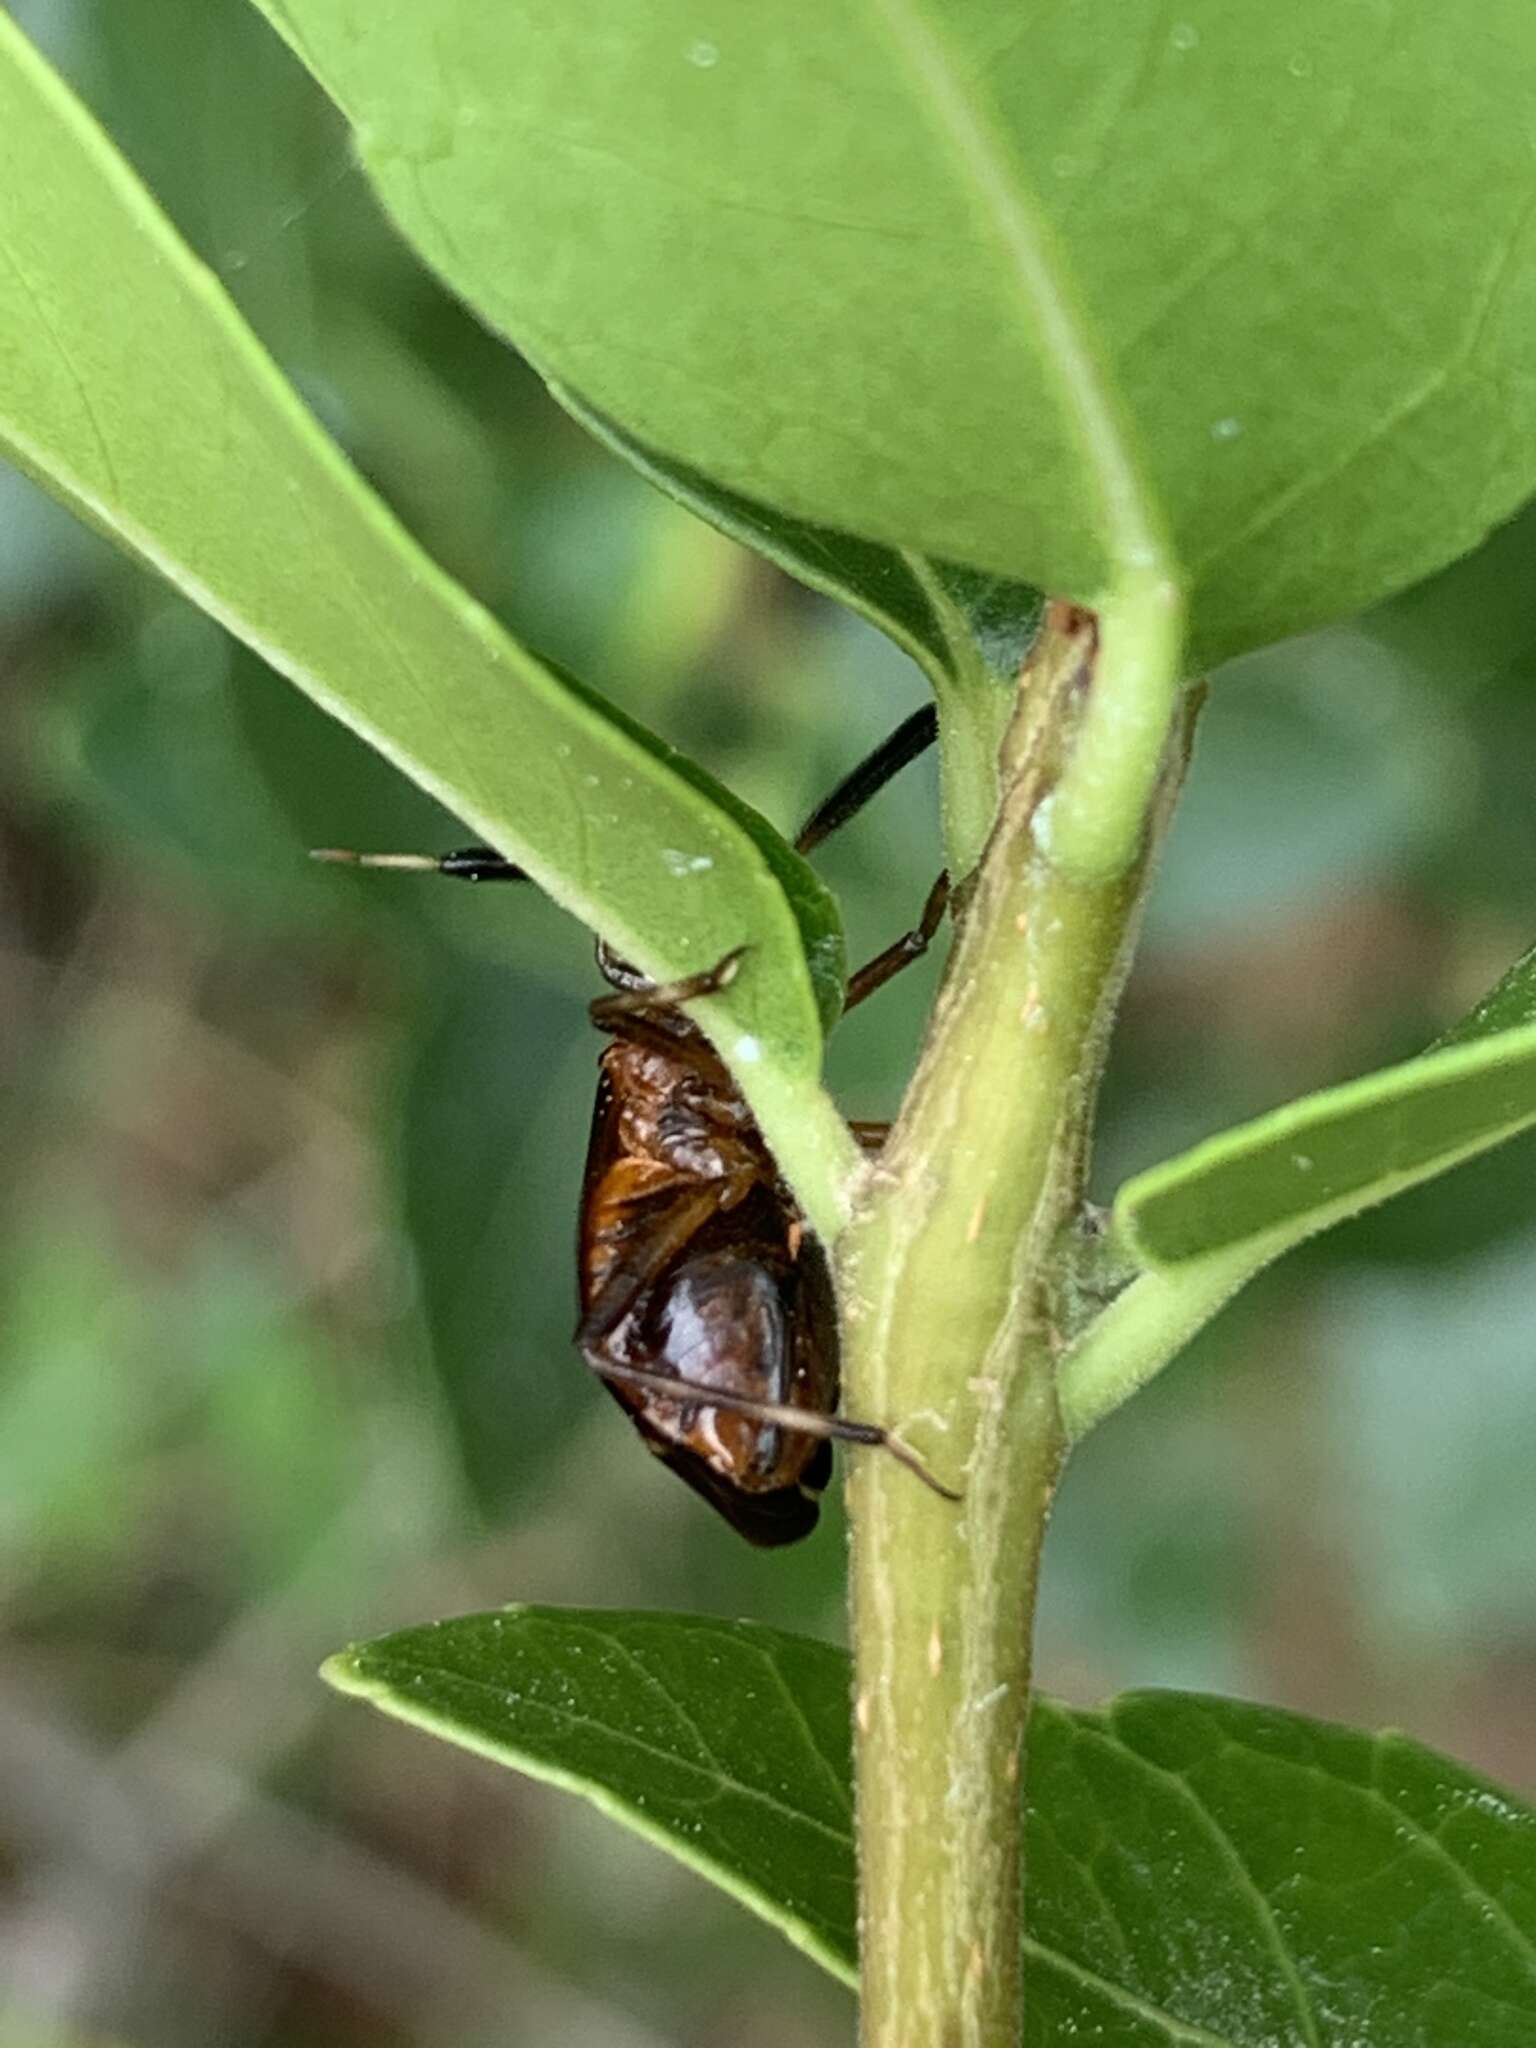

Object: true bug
[314,705,954,1544]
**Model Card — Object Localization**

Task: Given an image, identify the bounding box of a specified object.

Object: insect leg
[794,703,938,853]
[588,946,748,1029]
[843,870,951,1011]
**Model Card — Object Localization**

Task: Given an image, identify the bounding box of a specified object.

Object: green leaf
[547,384,1037,878]
[1027,1691,1536,2047]
[1435,943,1536,1048]
[1119,943,1536,1268]
[329,1609,861,1985]
[0,12,859,1234]
[253,0,1536,668]
[548,384,1039,697]
[325,1608,1536,2042]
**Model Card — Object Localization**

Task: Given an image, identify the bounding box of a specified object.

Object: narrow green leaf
[1435,941,1536,1048]
[0,13,860,1233]
[252,0,1536,667]
[1120,945,1536,1268]
[326,1608,1536,2043]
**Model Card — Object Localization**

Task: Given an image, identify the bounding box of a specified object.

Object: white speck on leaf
[1468,1787,1523,1821]
[1292,1152,1315,1172]
[1170,21,1200,50]
[734,1035,762,1064]
[1211,415,1244,441]
[660,848,714,875]
[1288,50,1313,77]
[686,38,719,68]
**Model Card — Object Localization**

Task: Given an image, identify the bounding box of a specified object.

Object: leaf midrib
[865,0,1176,589]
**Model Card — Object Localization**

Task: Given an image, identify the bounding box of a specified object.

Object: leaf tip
[319,1648,377,1698]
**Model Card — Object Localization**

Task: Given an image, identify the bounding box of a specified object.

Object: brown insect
[314,705,954,1544]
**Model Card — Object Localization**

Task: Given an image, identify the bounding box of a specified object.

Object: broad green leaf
[548,383,1037,876]
[326,1608,1536,2042]
[329,1609,861,1984]
[252,0,1536,668]
[1119,944,1536,1268]
[549,384,1039,700]
[0,13,857,1233]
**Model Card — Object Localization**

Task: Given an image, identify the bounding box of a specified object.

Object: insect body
[577,971,839,1543]
[314,705,952,1543]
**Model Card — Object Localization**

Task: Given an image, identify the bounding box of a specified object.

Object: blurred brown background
[3,3,1536,2043]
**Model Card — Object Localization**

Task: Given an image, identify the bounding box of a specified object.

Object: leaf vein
[1022,1938,1246,2047]
[1370,1737,1536,1980]
[1103,1709,1324,2048]
[0,231,120,502]
[535,1620,862,1846]
[754,1647,856,1822]
[1193,170,1536,584]
[388,1652,862,1854]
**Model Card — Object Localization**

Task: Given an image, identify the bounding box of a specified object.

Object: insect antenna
[309,845,528,881]
[591,1355,961,1503]
[794,701,937,853]
[313,696,939,881]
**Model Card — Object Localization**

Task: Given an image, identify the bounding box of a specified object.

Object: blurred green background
[4,3,1536,2043]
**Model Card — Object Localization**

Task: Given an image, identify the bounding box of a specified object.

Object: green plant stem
[902,551,1016,880]
[839,608,1195,2047]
